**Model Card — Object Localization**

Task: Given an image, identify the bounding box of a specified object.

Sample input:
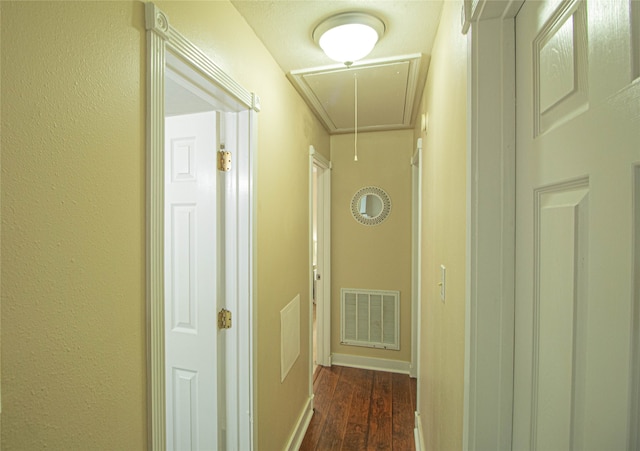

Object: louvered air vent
[341,289,399,350]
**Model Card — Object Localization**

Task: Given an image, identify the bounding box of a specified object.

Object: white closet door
[513,0,640,449]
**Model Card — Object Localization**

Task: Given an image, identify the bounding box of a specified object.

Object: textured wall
[1,1,329,449]
[330,130,413,364]
[1,2,147,448]
[413,0,468,448]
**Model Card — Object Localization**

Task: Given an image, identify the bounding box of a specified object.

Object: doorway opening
[312,164,318,376]
[145,4,258,450]
[309,146,331,391]
[410,138,422,380]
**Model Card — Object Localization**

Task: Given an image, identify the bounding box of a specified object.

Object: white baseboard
[330,353,411,374]
[285,394,314,451]
[409,362,418,378]
[414,411,425,451]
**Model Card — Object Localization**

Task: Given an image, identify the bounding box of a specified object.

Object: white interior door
[311,151,331,368]
[146,13,256,448]
[514,0,640,449]
[165,111,220,451]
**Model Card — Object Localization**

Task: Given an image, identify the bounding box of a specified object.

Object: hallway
[300,366,417,450]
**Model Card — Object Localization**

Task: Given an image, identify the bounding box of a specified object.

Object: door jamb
[411,139,423,379]
[462,1,522,449]
[309,146,331,375]
[145,4,260,450]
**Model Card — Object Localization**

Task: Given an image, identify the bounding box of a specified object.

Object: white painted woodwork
[145,4,258,450]
[289,55,422,134]
[534,0,588,136]
[309,148,331,369]
[531,182,589,450]
[284,396,314,451]
[330,353,411,374]
[165,111,219,451]
[538,16,575,113]
[300,60,410,129]
[633,0,640,80]
[218,111,239,450]
[233,108,256,451]
[462,1,522,448]
[631,165,640,451]
[411,140,422,379]
[514,1,640,449]
[172,369,198,449]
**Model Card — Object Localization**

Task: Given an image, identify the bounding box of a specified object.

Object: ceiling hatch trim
[288,54,422,134]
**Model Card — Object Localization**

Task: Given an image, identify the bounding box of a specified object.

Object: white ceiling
[231,0,444,133]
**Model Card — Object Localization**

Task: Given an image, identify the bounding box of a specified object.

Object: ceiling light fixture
[313,12,385,66]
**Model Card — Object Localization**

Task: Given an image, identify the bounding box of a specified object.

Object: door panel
[514,0,640,449]
[165,111,219,451]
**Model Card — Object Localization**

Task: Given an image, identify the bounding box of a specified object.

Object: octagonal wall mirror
[351,186,391,226]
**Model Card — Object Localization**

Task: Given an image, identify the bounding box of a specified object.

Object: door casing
[411,139,422,380]
[462,1,523,449]
[145,3,259,450]
[309,146,331,373]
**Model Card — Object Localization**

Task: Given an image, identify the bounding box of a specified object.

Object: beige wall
[2,3,147,448]
[414,0,468,449]
[1,1,328,449]
[330,130,413,364]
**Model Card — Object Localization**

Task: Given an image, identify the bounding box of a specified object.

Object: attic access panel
[288,54,422,134]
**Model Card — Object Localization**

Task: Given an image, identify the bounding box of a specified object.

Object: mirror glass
[351,186,391,226]
[359,193,384,218]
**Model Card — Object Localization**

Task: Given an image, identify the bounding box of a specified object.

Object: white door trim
[309,146,331,373]
[145,4,259,450]
[462,1,522,449]
[411,139,422,379]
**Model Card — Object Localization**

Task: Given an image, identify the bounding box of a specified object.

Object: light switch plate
[440,265,446,302]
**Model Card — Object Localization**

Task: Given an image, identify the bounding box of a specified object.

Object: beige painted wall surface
[330,130,413,364]
[1,2,147,449]
[413,1,467,449]
[1,1,329,450]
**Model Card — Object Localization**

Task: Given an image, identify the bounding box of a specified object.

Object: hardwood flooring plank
[367,372,392,451]
[342,422,368,450]
[299,412,325,451]
[303,367,342,451]
[343,368,373,426]
[391,373,411,406]
[314,366,342,417]
[392,403,415,451]
[391,373,415,450]
[339,365,371,384]
[301,366,416,451]
[316,372,355,450]
[367,413,392,451]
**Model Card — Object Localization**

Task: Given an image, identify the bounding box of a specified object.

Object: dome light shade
[313,13,385,65]
[318,23,378,63]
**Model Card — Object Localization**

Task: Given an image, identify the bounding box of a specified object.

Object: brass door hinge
[218,145,231,172]
[218,308,232,329]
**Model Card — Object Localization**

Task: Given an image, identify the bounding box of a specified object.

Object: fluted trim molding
[145,3,258,113]
[145,23,167,451]
[145,4,258,450]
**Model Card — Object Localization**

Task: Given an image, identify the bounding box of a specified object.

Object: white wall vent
[341,289,399,350]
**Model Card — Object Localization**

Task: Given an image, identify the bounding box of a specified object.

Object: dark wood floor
[300,365,417,451]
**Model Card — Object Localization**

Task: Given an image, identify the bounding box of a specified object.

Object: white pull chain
[354,75,358,162]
